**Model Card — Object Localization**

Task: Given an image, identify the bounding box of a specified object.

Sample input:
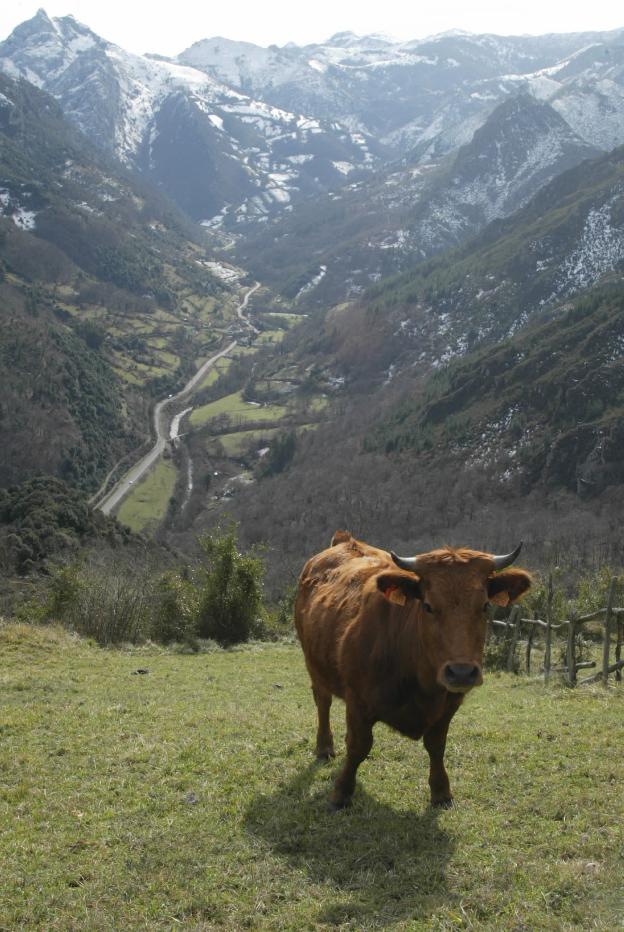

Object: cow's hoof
[315,748,336,762]
[431,797,454,809]
[328,797,351,813]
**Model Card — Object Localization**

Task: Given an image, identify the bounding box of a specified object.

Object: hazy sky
[1,0,623,56]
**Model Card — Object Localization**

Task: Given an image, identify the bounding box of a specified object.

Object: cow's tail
[330,530,352,547]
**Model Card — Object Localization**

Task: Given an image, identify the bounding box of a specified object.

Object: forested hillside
[0,478,134,576]
[196,166,624,590]
[0,72,236,493]
[208,281,624,593]
[0,278,134,490]
[283,144,624,386]
[370,282,624,494]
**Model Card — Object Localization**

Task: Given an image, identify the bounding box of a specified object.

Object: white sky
[1,1,623,57]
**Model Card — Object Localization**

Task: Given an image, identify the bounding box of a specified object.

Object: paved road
[237,281,261,333]
[98,282,259,516]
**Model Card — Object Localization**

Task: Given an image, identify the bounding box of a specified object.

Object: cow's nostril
[444,663,480,685]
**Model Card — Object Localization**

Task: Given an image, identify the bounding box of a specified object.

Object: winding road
[237,281,261,333]
[97,282,259,516]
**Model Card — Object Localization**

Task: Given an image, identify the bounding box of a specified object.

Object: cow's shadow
[244,755,455,926]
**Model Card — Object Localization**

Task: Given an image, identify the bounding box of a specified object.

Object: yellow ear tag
[490,591,510,607]
[386,587,407,606]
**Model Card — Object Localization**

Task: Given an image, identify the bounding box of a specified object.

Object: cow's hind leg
[312,684,335,760]
[331,699,373,810]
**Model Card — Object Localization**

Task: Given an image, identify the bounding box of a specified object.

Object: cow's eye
[423,601,434,614]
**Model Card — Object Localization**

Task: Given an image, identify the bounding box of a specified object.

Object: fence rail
[488,575,624,687]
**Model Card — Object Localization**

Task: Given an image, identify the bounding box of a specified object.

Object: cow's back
[295,532,391,697]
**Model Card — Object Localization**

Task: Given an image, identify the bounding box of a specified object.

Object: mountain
[180,27,624,161]
[235,93,599,306]
[4,12,624,581]
[0,10,379,224]
[313,142,624,383]
[214,140,624,551]
[213,278,624,592]
[3,12,624,249]
[0,477,136,576]
[370,282,624,494]
[0,71,239,492]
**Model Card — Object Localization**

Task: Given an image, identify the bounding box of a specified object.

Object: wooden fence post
[526,611,536,674]
[507,605,521,673]
[544,573,553,683]
[616,617,623,685]
[566,611,577,687]
[602,577,617,688]
[485,603,495,645]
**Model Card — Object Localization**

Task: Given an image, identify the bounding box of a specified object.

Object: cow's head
[376,544,531,693]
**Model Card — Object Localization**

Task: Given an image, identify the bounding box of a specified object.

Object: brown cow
[295,531,531,809]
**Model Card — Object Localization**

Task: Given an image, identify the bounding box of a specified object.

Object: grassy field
[1,624,622,930]
[197,357,233,392]
[256,330,286,345]
[190,391,288,428]
[116,459,177,533]
[207,424,319,458]
[207,427,280,457]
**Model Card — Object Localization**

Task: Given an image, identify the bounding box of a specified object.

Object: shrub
[195,526,265,646]
[19,527,273,649]
[152,571,199,647]
[575,566,621,620]
[483,621,518,673]
[44,560,153,645]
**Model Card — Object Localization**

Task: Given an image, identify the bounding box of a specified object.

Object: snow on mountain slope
[3,12,624,242]
[361,145,624,376]
[0,10,378,222]
[236,94,600,307]
[180,27,624,164]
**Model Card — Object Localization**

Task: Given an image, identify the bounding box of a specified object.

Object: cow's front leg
[423,704,460,808]
[331,699,373,810]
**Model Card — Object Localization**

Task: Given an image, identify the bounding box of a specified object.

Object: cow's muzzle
[441,663,483,692]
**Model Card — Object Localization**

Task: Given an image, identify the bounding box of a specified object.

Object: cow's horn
[390,551,418,572]
[491,542,523,570]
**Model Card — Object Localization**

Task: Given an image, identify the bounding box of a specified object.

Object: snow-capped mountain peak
[3,11,624,245]
[0,10,379,223]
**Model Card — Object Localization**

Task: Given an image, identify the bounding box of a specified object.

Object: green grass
[261,312,300,327]
[146,336,168,349]
[156,350,180,368]
[208,427,280,457]
[256,329,286,344]
[189,391,288,428]
[307,395,329,412]
[197,357,233,392]
[207,424,317,458]
[116,458,177,532]
[1,623,622,930]
[113,366,142,386]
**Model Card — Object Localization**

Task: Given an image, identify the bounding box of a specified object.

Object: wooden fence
[488,575,624,687]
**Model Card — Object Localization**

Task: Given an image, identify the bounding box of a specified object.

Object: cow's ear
[377,572,422,606]
[488,569,532,606]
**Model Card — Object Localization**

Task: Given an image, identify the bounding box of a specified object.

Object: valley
[2,12,624,591]
[100,277,332,536]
